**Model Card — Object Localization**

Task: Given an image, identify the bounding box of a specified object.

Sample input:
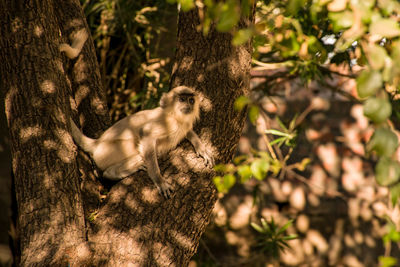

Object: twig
[200,239,221,266]
[259,110,278,161]
[318,65,358,79]
[286,169,347,200]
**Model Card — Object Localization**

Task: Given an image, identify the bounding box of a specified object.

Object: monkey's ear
[160,93,170,108]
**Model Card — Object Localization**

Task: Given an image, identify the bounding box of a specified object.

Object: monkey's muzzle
[181,107,192,114]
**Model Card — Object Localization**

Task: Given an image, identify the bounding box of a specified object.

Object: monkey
[59,28,88,59]
[70,86,215,198]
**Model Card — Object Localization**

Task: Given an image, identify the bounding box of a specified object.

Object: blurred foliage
[81,0,175,120]
[380,219,400,267]
[251,217,298,259]
[180,0,400,208]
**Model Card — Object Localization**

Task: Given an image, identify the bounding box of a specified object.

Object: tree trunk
[0,1,253,266]
[88,7,253,266]
[0,0,96,265]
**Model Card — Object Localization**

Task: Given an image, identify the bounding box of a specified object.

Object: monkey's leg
[142,138,172,199]
[103,155,144,180]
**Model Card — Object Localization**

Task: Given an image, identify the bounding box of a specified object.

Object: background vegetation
[79,0,400,265]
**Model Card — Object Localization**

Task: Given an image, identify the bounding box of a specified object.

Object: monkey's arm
[186,130,215,167]
[141,138,172,199]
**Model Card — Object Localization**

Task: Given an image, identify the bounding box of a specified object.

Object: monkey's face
[176,93,196,115]
[160,86,200,121]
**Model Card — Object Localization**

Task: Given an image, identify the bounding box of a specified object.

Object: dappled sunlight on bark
[40,80,56,94]
[19,126,43,143]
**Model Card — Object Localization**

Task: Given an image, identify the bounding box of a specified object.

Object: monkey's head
[160,86,200,121]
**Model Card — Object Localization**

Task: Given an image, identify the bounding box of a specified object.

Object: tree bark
[0,0,94,265]
[54,0,110,218]
[0,1,253,266]
[88,7,253,266]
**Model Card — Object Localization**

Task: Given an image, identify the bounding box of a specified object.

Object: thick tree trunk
[54,0,110,217]
[0,1,253,266]
[0,0,94,265]
[88,7,253,266]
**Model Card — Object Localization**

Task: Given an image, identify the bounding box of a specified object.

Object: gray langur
[70,86,215,198]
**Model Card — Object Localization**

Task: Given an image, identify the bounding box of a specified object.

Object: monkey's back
[92,108,165,169]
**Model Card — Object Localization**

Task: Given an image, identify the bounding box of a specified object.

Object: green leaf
[223,174,236,190]
[375,157,400,186]
[277,219,294,235]
[356,69,382,99]
[269,137,286,146]
[213,164,227,173]
[288,114,298,131]
[276,116,288,131]
[251,159,270,180]
[261,217,269,230]
[363,97,392,123]
[370,18,400,38]
[378,0,400,16]
[366,44,388,70]
[379,256,397,267]
[251,222,265,233]
[216,2,240,32]
[367,127,399,157]
[213,176,226,193]
[258,151,270,160]
[233,155,247,165]
[234,95,250,111]
[237,165,253,183]
[232,28,253,46]
[213,174,236,193]
[391,41,400,71]
[277,240,291,249]
[286,0,305,16]
[240,0,251,16]
[353,0,374,24]
[383,222,400,244]
[328,11,354,32]
[265,129,291,137]
[282,234,298,241]
[249,105,260,125]
[390,183,400,206]
[388,228,400,242]
[179,0,195,11]
[335,25,365,52]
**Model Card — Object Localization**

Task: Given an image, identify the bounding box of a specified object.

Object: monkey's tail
[69,118,97,154]
[59,28,88,59]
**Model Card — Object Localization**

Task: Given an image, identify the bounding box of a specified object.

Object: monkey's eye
[189,98,194,105]
[179,96,185,102]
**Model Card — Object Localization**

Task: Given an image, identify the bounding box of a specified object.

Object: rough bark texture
[88,8,253,266]
[0,0,92,265]
[54,0,110,218]
[0,0,253,266]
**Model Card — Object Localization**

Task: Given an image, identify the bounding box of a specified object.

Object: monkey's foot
[196,149,215,167]
[157,182,173,199]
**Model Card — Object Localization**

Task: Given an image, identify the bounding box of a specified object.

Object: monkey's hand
[186,130,215,167]
[196,146,215,167]
[157,182,172,199]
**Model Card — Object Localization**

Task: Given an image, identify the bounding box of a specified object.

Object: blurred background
[2,0,400,266]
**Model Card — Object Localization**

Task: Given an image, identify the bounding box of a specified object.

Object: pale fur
[59,28,88,59]
[70,86,213,198]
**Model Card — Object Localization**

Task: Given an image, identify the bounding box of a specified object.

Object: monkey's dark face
[176,93,196,115]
